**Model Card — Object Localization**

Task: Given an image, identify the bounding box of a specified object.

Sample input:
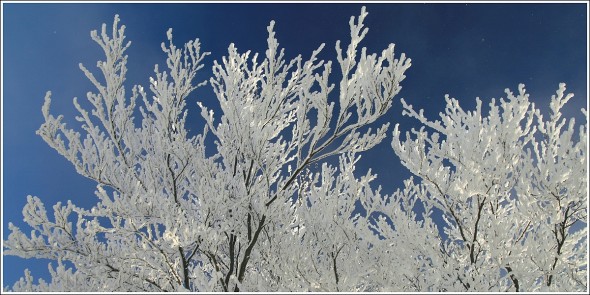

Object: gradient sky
[2,1,587,288]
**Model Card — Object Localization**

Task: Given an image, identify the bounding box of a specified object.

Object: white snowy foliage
[5,8,407,292]
[390,83,587,291]
[3,8,586,292]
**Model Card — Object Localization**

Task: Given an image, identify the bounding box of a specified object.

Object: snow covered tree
[3,7,587,292]
[4,8,412,291]
[387,84,587,291]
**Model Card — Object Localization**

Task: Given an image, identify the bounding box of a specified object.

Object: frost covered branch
[4,7,586,293]
[390,83,587,291]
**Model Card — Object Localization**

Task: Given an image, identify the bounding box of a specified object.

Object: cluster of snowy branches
[3,7,587,292]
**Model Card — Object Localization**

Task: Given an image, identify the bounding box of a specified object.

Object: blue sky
[2,1,587,288]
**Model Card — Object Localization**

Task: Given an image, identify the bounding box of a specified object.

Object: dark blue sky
[2,2,587,288]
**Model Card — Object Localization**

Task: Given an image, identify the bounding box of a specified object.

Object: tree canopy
[4,7,587,292]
